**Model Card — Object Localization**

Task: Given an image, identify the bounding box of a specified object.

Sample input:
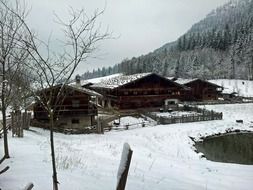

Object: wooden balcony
[34,108,97,120]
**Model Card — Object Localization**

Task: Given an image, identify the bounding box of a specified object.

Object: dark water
[195,133,253,165]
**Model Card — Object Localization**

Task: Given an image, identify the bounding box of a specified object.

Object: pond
[195,132,253,165]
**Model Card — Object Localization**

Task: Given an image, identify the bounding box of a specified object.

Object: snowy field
[209,79,253,97]
[1,104,253,190]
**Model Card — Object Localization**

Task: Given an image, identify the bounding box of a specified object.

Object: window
[72,100,80,108]
[72,119,79,124]
[133,91,138,95]
[124,91,128,95]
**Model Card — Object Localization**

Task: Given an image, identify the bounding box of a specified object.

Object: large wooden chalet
[174,78,223,101]
[33,84,102,130]
[90,73,189,110]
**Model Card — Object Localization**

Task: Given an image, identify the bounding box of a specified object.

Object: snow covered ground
[209,79,253,97]
[1,104,253,190]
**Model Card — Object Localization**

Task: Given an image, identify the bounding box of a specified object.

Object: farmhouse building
[90,73,189,110]
[175,78,223,101]
[33,84,102,131]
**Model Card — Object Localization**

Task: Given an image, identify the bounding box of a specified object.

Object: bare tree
[1,2,109,189]
[0,0,30,159]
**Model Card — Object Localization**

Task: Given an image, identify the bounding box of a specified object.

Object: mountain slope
[82,0,253,80]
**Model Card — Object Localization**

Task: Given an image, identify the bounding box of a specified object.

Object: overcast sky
[25,0,231,73]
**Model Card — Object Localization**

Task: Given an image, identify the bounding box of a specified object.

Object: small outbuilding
[33,84,102,131]
[175,78,223,101]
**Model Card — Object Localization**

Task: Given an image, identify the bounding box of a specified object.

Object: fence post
[27,112,31,129]
[11,112,14,137]
[116,143,133,190]
[23,183,34,190]
[96,117,104,134]
[18,111,23,137]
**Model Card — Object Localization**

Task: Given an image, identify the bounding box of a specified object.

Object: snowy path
[0,104,253,190]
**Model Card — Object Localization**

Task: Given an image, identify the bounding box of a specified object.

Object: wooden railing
[34,109,97,120]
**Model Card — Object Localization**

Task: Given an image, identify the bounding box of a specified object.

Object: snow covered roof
[87,73,123,84]
[69,73,123,87]
[167,76,177,81]
[174,78,197,85]
[38,84,102,97]
[91,73,152,89]
[69,80,92,87]
[68,84,102,97]
[175,78,223,88]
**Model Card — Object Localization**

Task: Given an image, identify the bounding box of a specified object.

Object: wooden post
[20,112,24,137]
[18,111,23,137]
[116,143,133,190]
[23,112,29,130]
[0,166,9,175]
[97,117,101,134]
[27,113,31,129]
[96,117,104,134]
[23,183,34,190]
[11,112,14,137]
[11,111,24,138]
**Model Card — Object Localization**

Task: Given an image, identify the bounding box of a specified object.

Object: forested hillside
[82,0,253,80]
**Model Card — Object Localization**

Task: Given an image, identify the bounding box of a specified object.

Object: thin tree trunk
[251,56,253,80]
[49,113,58,190]
[1,65,10,159]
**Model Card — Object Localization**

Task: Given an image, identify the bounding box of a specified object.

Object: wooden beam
[23,183,34,190]
[116,143,133,190]
[0,166,9,175]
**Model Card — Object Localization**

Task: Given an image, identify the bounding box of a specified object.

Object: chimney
[75,74,81,86]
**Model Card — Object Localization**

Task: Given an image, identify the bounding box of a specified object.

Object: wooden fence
[146,106,222,125]
[11,111,31,137]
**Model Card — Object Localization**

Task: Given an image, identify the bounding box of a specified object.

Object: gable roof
[38,84,102,97]
[87,73,123,84]
[91,73,188,90]
[174,78,197,85]
[91,73,151,89]
[68,85,102,97]
[175,78,223,89]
